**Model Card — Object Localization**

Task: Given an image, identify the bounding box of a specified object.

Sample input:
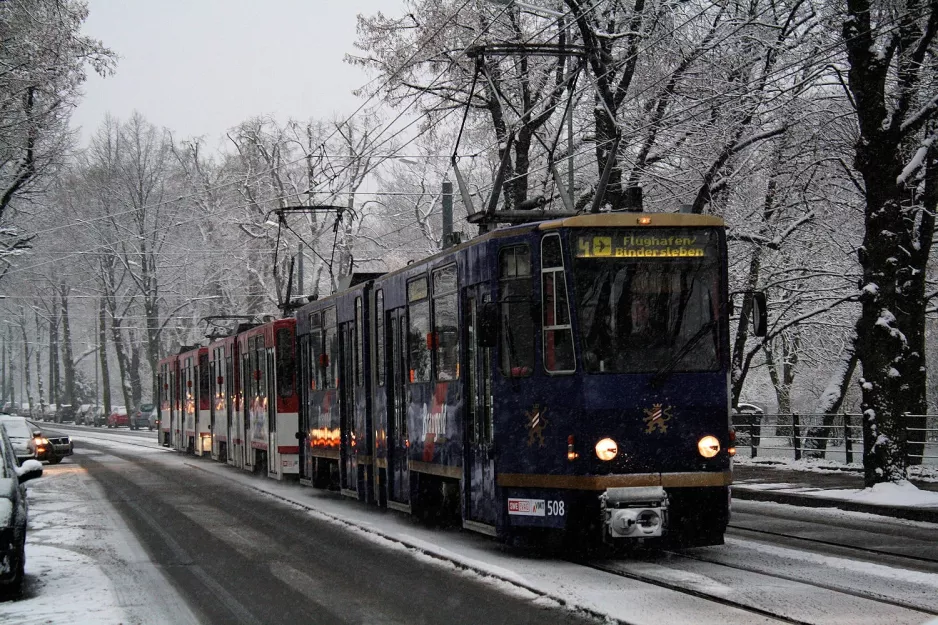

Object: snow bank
[818,480,938,507]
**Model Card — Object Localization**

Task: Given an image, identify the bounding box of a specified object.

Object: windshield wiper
[650,320,716,388]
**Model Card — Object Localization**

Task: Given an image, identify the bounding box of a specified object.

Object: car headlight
[698,435,720,458]
[595,438,618,461]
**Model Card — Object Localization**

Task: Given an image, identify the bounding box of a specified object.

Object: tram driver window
[323,307,338,389]
[432,265,458,381]
[276,328,294,397]
[407,276,431,383]
[541,234,576,373]
[498,245,534,377]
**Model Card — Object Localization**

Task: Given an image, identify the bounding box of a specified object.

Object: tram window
[254,335,268,397]
[498,245,534,377]
[541,234,576,373]
[323,307,339,389]
[276,328,294,397]
[309,312,322,390]
[408,276,431,383]
[432,265,458,381]
[375,290,385,387]
[355,297,364,387]
[199,353,209,405]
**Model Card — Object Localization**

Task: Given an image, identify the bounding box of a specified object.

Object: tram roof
[537,212,725,229]
[298,211,726,311]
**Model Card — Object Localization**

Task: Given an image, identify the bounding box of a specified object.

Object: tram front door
[463,292,496,527]
[388,308,409,506]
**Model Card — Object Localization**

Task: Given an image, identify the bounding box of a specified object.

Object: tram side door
[209,357,217,452]
[339,322,357,493]
[267,347,277,475]
[464,291,496,526]
[388,308,409,505]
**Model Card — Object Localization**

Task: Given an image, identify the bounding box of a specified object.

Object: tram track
[61,426,938,624]
[579,550,938,625]
[48,424,168,453]
[668,548,938,617]
[727,523,938,569]
[579,558,814,625]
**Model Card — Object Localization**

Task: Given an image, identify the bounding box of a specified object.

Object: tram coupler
[600,486,668,539]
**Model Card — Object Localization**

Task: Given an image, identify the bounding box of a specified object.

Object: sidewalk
[733,460,938,523]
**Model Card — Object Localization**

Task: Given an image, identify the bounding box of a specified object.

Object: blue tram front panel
[487,217,732,540]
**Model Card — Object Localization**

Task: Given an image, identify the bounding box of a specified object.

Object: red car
[107,406,128,428]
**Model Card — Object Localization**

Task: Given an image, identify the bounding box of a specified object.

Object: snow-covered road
[0,450,199,625]
[25,426,938,625]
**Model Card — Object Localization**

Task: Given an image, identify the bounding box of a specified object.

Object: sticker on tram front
[508,498,546,517]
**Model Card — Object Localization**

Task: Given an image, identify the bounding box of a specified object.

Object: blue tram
[295,212,738,545]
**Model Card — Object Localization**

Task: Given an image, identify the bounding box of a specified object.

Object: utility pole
[442,179,454,249]
[564,16,574,196]
[297,242,304,297]
[1,332,5,406]
[94,312,99,412]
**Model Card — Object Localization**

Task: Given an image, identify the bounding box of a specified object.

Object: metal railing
[732,412,938,465]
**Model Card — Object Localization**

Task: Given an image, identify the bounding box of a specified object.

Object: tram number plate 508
[546,500,565,516]
[507,498,565,517]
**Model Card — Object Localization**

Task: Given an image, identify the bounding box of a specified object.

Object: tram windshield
[573,228,721,374]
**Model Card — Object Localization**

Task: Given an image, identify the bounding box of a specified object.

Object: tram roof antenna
[267,205,345,314]
[589,131,622,214]
[278,256,306,317]
[200,315,262,340]
[452,42,586,230]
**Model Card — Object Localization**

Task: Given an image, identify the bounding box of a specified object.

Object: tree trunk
[129,340,143,410]
[106,303,134,416]
[19,325,32,416]
[99,298,112,418]
[843,0,938,485]
[144,291,160,404]
[6,328,13,403]
[60,287,76,407]
[1,335,6,405]
[34,312,46,417]
[49,298,60,406]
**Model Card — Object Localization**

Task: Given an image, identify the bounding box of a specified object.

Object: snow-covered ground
[33,429,938,624]
[0,451,199,625]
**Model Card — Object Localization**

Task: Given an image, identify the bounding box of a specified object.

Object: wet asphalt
[70,443,597,625]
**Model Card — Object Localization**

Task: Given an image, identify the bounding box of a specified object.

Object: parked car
[89,406,107,427]
[132,403,154,430]
[0,416,39,465]
[76,404,92,425]
[0,423,43,595]
[107,406,128,428]
[55,404,76,424]
[147,406,159,431]
[42,404,57,422]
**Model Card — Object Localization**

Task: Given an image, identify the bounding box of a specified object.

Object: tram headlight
[697,435,721,458]
[595,438,618,461]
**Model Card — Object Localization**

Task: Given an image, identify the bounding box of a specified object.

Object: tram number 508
[547,500,565,516]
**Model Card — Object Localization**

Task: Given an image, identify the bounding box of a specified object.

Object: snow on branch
[899,91,938,136]
[897,134,936,185]
[728,211,815,250]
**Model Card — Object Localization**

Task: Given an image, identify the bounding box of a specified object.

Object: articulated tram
[158,213,758,546]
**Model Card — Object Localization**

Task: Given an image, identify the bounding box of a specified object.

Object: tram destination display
[575,229,714,259]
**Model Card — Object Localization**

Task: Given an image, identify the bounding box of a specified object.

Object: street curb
[732,487,938,523]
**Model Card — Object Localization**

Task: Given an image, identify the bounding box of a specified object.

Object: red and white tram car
[235,318,299,479]
[177,345,211,455]
[156,353,179,447]
[207,334,241,464]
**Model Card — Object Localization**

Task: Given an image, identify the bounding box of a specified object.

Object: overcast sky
[72,0,403,146]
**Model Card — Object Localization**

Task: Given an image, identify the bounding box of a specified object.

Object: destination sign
[575,232,709,259]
